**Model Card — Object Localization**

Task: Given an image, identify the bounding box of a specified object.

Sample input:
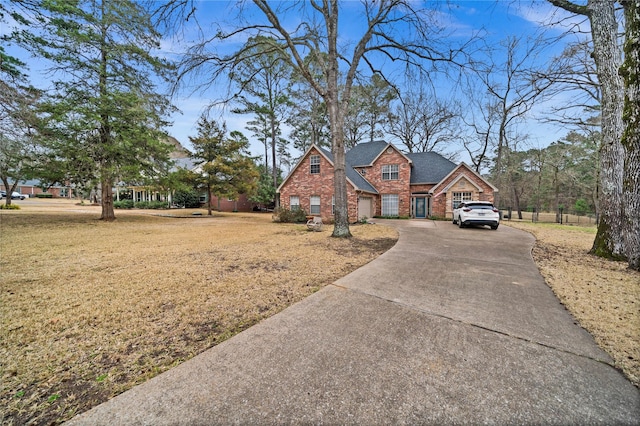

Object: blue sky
[4,1,590,166]
[159,0,589,165]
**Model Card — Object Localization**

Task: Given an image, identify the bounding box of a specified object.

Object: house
[277,140,497,222]
[0,179,75,198]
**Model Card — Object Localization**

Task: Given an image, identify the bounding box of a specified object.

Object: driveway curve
[68,220,639,425]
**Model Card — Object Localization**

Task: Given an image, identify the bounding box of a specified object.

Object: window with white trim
[381,194,399,216]
[290,195,300,211]
[310,195,321,214]
[452,192,472,209]
[382,164,399,180]
[310,155,320,174]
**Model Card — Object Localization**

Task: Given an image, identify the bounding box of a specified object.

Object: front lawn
[0,205,397,425]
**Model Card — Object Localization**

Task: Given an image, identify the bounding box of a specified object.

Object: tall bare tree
[463,35,557,203]
[542,40,601,131]
[548,0,628,263]
[388,89,460,156]
[176,0,464,237]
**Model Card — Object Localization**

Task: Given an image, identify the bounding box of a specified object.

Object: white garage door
[358,197,373,220]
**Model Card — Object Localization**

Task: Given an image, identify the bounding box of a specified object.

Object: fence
[500,209,597,226]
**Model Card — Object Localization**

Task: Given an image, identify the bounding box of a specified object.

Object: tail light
[463,208,471,212]
[492,208,499,213]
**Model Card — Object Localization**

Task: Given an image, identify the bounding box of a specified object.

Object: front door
[415,197,426,218]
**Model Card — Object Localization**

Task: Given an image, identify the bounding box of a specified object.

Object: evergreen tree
[189,116,259,216]
[29,0,175,220]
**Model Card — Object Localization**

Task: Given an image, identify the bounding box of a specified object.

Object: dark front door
[415,197,426,218]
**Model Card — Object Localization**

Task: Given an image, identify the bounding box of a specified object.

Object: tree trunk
[98,9,115,223]
[587,0,626,259]
[621,0,640,270]
[327,89,351,237]
[207,183,212,216]
[548,0,626,259]
[100,176,115,221]
[513,185,522,220]
[326,0,351,238]
[1,178,15,206]
[270,112,279,208]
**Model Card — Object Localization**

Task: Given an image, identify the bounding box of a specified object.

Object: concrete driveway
[68,220,640,425]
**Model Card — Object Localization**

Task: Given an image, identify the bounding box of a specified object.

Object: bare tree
[387,88,460,156]
[176,0,466,237]
[542,40,601,131]
[463,35,558,203]
[287,54,331,153]
[548,0,627,263]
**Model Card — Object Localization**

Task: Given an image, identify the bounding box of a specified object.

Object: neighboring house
[277,140,497,222]
[208,194,255,212]
[0,179,75,198]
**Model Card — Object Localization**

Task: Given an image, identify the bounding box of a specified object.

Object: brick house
[277,140,497,222]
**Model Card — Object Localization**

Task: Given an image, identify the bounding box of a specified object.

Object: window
[310,155,320,174]
[310,195,321,214]
[452,192,472,209]
[290,196,300,211]
[381,194,399,216]
[382,164,399,180]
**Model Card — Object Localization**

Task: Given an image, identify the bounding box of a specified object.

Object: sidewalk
[68,220,640,425]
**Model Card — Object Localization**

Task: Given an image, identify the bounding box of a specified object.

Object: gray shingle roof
[318,146,377,193]
[345,140,389,166]
[406,152,457,184]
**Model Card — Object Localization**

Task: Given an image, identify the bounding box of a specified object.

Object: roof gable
[431,163,499,193]
[277,145,334,192]
[277,144,378,194]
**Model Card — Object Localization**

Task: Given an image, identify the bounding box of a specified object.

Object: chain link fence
[500,208,597,225]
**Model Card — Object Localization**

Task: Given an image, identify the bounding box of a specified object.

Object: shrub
[114,200,134,209]
[133,201,166,209]
[173,190,201,208]
[146,201,167,210]
[272,207,308,223]
[35,193,53,198]
[0,204,20,210]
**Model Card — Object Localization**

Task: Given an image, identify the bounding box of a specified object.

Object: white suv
[453,201,499,230]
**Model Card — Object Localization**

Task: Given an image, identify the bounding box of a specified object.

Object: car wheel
[452,216,457,225]
[491,224,499,230]
[458,219,464,228]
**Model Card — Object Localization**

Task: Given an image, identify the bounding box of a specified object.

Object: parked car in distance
[0,190,4,199]
[453,201,500,230]
[11,192,27,200]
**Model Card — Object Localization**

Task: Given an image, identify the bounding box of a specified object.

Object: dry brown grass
[504,221,640,388]
[0,200,398,425]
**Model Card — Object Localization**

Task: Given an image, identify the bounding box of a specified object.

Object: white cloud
[516,2,591,34]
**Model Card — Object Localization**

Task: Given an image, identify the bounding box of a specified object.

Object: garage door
[358,197,373,220]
